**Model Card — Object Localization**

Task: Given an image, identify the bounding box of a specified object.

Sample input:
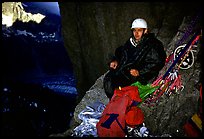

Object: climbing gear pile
[96,86,143,137]
[141,9,202,107]
[126,123,149,137]
[72,100,172,137]
[142,26,201,107]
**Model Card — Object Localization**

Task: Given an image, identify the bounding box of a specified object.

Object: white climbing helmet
[131,18,147,29]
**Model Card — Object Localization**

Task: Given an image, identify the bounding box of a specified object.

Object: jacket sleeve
[108,45,126,67]
[107,47,120,67]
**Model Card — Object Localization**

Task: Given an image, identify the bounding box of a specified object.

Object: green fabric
[131,81,159,102]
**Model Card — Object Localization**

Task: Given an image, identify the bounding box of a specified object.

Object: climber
[103,18,167,99]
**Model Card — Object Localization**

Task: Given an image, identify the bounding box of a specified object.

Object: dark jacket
[104,33,166,98]
[114,33,166,84]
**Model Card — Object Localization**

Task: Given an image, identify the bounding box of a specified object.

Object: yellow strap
[191,114,202,130]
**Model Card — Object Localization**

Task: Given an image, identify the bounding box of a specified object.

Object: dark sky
[23,2,60,16]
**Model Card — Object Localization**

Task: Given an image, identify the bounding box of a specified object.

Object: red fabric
[183,122,201,137]
[96,86,144,137]
[125,106,144,128]
[114,86,142,103]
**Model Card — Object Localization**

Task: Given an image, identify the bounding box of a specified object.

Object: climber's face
[132,28,147,42]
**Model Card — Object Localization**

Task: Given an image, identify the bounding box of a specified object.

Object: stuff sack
[125,106,144,128]
[96,86,143,137]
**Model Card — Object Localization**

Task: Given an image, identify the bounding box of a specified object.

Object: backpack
[96,86,144,137]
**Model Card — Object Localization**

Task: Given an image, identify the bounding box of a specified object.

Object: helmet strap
[142,28,147,35]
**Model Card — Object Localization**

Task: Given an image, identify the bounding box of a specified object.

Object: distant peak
[2,2,45,27]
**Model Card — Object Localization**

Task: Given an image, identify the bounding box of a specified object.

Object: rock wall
[57,2,202,137]
[58,2,201,103]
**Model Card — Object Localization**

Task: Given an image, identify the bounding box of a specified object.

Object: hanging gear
[162,30,200,80]
[174,44,196,69]
[142,30,201,107]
